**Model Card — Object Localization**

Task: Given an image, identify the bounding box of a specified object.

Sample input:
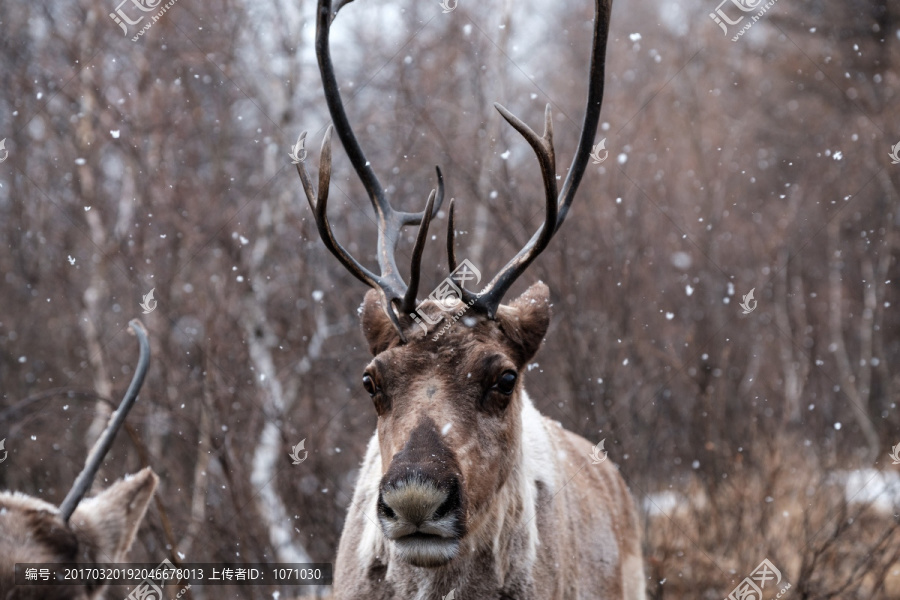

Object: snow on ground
[830,469,900,513]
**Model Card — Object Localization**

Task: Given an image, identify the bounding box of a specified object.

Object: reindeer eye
[494,371,517,395]
[362,373,379,396]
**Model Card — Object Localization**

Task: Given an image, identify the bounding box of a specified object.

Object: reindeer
[0,320,158,600]
[295,0,644,597]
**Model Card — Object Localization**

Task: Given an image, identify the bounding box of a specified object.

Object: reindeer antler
[59,319,151,522]
[296,0,444,342]
[457,0,613,318]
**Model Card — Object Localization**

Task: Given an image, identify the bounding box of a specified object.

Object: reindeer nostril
[432,497,453,519]
[432,481,461,519]
[378,495,397,520]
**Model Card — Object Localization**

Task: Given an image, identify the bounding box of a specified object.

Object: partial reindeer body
[293,0,642,596]
[332,291,644,599]
[0,469,158,600]
[0,320,157,600]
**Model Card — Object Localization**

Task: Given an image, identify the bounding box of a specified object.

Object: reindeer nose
[376,419,467,566]
[378,474,462,532]
[377,418,467,539]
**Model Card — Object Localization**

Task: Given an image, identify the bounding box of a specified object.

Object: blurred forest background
[1,0,899,598]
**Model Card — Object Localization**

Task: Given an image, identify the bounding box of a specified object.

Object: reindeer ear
[496,281,552,366]
[360,290,402,356]
[68,468,158,562]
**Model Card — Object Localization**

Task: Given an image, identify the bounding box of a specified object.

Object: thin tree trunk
[177,373,212,558]
[243,198,313,567]
[827,220,879,463]
[74,64,115,451]
[775,248,802,423]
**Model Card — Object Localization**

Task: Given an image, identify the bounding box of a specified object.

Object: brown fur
[334,282,645,599]
[0,468,158,600]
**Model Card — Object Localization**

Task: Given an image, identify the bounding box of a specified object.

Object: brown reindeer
[0,320,158,600]
[295,0,644,598]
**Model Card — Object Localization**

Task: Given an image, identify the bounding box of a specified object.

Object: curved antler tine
[317,126,333,206]
[493,102,558,203]
[471,0,610,316]
[476,103,559,317]
[431,165,444,219]
[402,189,437,314]
[60,319,151,523]
[295,127,385,293]
[542,103,554,151]
[444,198,478,305]
[317,0,386,208]
[432,166,445,217]
[399,166,444,226]
[294,126,332,211]
[312,170,380,288]
[446,197,457,273]
[556,0,611,232]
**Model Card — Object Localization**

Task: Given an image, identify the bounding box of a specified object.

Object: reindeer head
[0,320,157,597]
[0,469,158,600]
[358,282,551,566]
[296,0,611,568]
